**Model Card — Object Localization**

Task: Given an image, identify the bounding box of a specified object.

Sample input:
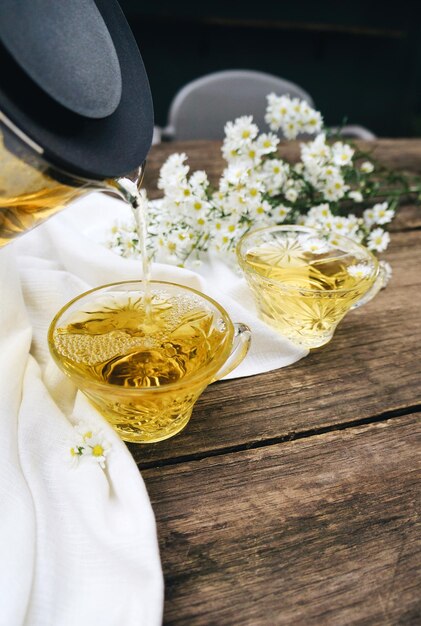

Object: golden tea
[238,227,378,349]
[49,282,250,443]
[53,290,226,388]
[0,132,83,246]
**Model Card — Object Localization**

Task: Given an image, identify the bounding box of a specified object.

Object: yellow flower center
[92,444,104,457]
[242,130,250,139]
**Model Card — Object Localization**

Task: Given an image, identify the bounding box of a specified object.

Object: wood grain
[143,139,421,232]
[143,139,421,197]
[143,414,421,626]
[129,229,421,467]
[133,141,421,625]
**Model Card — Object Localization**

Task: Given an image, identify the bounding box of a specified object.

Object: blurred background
[120,0,421,137]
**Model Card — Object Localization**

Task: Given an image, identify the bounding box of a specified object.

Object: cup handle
[351,264,387,310]
[212,322,251,382]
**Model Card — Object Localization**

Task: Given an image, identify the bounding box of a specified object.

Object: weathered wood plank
[143,139,421,230]
[129,229,421,467]
[390,204,421,232]
[143,414,421,626]
[144,139,421,192]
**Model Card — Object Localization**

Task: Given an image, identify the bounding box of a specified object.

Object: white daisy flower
[323,176,349,201]
[265,93,292,131]
[285,187,298,203]
[363,207,376,227]
[330,216,351,234]
[332,142,354,167]
[273,205,291,222]
[307,204,332,222]
[221,162,251,188]
[221,138,241,162]
[302,110,323,135]
[361,161,374,173]
[298,235,330,254]
[248,199,273,222]
[265,94,322,138]
[283,119,300,140]
[367,227,390,252]
[70,423,112,470]
[301,133,331,165]
[320,164,341,180]
[189,170,209,192]
[255,132,280,155]
[158,153,189,189]
[347,263,374,279]
[239,142,265,166]
[85,432,112,469]
[372,202,395,225]
[379,260,393,287]
[224,115,259,146]
[348,190,363,202]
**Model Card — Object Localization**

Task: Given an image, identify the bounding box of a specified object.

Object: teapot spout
[106,162,146,206]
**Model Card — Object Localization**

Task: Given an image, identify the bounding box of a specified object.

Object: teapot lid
[0,0,154,180]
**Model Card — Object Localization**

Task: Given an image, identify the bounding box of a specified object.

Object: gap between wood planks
[135,402,421,470]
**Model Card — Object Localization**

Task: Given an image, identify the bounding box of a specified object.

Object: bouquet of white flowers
[105,94,420,281]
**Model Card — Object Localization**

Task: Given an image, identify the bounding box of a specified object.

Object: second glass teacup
[237,225,383,349]
[48,280,251,443]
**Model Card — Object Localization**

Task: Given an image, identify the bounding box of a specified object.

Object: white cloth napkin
[0,243,164,623]
[0,191,306,626]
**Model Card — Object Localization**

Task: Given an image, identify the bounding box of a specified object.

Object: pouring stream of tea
[110,175,152,316]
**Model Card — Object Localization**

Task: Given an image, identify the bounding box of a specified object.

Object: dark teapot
[0,0,154,246]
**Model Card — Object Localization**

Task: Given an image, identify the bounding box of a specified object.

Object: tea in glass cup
[237,225,381,349]
[48,281,251,443]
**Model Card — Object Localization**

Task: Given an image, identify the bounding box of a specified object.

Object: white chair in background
[159,69,376,142]
[160,69,314,141]
[331,124,376,140]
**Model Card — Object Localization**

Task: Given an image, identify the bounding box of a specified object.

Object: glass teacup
[48,280,251,443]
[237,225,383,349]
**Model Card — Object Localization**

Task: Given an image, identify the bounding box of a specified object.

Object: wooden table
[132,140,421,625]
